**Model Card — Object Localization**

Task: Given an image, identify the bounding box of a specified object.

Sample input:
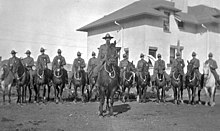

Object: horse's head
[203,63,211,79]
[54,67,63,78]
[126,61,135,72]
[0,65,8,81]
[187,60,194,75]
[12,58,25,77]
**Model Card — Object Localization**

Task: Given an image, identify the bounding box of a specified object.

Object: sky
[0,0,219,64]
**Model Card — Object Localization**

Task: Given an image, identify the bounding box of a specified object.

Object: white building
[77,0,220,74]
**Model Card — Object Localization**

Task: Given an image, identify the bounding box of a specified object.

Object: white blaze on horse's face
[58,59,60,65]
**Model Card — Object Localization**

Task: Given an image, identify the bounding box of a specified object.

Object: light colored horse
[203,63,216,107]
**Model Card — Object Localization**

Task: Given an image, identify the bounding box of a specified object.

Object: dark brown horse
[13,58,30,104]
[155,69,166,103]
[87,65,98,102]
[171,67,183,104]
[97,43,120,117]
[121,61,135,103]
[70,66,87,103]
[185,61,201,105]
[53,67,68,104]
[34,61,53,103]
[136,62,151,103]
[0,64,16,104]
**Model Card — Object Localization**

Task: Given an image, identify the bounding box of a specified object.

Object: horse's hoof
[198,101,202,105]
[180,100,184,104]
[174,100,177,105]
[205,102,208,106]
[110,115,116,118]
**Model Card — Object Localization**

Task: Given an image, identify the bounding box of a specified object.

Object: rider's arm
[81,59,86,68]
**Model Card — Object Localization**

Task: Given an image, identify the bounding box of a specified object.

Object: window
[163,11,170,32]
[177,21,184,29]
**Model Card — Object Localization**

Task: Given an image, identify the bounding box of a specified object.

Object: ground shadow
[113,104,131,116]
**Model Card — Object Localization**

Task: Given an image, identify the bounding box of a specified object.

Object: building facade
[78,0,220,74]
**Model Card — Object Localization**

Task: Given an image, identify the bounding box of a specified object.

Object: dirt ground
[0,87,220,131]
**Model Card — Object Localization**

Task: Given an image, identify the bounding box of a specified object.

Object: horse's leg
[106,92,110,114]
[156,86,160,103]
[2,84,5,105]
[173,86,177,104]
[54,85,58,104]
[210,86,216,107]
[109,87,116,117]
[74,85,77,103]
[47,85,51,102]
[81,85,85,103]
[162,86,165,103]
[60,84,64,103]
[122,84,126,103]
[143,85,147,103]
[180,85,184,104]
[204,87,209,106]
[192,86,196,105]
[98,87,105,117]
[28,84,32,103]
[198,87,202,104]
[16,85,21,104]
[127,86,131,102]
[187,87,191,104]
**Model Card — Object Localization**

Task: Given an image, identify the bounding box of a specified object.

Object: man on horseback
[22,50,35,88]
[72,51,86,76]
[8,50,20,78]
[170,52,185,87]
[92,33,114,81]
[136,53,149,78]
[36,47,50,69]
[87,51,98,78]
[189,52,201,82]
[205,52,220,85]
[119,54,129,83]
[52,49,68,84]
[152,54,170,88]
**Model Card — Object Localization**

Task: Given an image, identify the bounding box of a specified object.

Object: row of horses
[0,54,217,116]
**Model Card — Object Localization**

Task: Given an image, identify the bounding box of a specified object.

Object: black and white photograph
[0,0,220,130]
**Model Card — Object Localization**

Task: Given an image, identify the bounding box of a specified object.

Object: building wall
[86,13,220,73]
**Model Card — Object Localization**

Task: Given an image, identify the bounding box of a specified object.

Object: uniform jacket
[137,59,149,72]
[22,56,34,68]
[97,43,110,63]
[8,56,19,69]
[52,55,66,70]
[154,59,166,72]
[119,58,129,69]
[87,57,98,73]
[189,58,200,69]
[36,54,50,69]
[205,58,218,70]
[72,57,86,73]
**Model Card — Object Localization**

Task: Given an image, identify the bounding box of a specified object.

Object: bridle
[104,62,115,79]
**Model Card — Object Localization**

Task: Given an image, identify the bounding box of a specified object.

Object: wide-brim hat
[40,47,46,52]
[25,50,31,54]
[77,51,81,56]
[208,52,213,57]
[57,49,62,53]
[192,52,196,56]
[92,51,96,56]
[102,33,113,39]
[11,50,17,54]
[140,53,145,58]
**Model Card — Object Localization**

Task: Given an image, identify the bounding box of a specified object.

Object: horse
[170,67,183,104]
[136,62,151,103]
[203,63,216,107]
[34,62,53,103]
[0,64,16,104]
[13,58,30,104]
[53,65,68,104]
[121,61,135,103]
[70,66,87,103]
[97,43,120,117]
[185,61,201,105]
[155,69,166,103]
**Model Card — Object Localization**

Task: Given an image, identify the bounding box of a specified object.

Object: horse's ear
[187,60,189,64]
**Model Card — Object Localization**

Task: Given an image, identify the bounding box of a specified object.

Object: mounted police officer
[136,53,149,77]
[189,52,201,82]
[152,54,170,87]
[205,52,220,85]
[87,51,98,78]
[36,47,50,70]
[170,52,185,88]
[52,49,68,84]
[8,50,20,75]
[22,50,35,87]
[119,54,129,83]
[72,51,86,76]
[92,33,114,78]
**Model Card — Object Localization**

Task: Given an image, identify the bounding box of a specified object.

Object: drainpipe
[201,24,209,56]
[114,21,124,58]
